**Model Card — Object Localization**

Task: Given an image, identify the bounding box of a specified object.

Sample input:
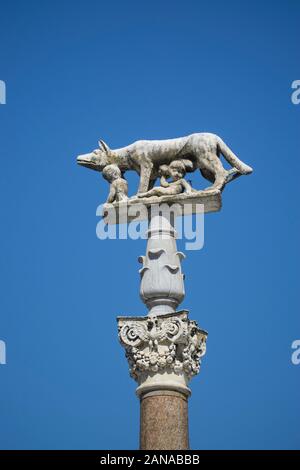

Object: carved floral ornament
[118,313,207,381]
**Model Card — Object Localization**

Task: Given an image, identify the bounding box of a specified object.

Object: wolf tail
[217,137,253,175]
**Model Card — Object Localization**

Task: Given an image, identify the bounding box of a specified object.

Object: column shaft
[140,391,189,450]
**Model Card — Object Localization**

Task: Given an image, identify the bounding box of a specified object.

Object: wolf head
[77,140,113,172]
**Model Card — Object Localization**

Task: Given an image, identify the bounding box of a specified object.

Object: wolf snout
[77,154,90,165]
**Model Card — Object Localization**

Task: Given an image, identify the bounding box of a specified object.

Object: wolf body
[77,133,253,193]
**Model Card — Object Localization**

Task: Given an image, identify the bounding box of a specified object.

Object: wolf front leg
[137,162,153,194]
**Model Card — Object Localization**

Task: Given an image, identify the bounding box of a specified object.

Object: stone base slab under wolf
[102,188,222,225]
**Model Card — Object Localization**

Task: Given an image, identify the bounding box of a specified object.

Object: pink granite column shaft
[139,390,189,450]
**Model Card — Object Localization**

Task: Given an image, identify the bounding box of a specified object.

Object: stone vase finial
[138,212,185,316]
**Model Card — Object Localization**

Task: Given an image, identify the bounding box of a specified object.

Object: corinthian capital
[117,310,207,397]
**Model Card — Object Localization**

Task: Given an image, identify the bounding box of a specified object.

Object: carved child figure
[102,164,128,203]
[138,160,193,198]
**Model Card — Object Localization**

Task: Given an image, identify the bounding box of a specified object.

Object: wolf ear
[98,139,110,153]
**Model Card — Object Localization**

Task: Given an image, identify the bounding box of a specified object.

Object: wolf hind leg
[209,173,227,191]
[200,155,227,191]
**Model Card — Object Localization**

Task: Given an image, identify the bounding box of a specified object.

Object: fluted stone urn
[139,213,185,316]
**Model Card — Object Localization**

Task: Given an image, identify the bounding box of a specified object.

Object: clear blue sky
[0,0,299,450]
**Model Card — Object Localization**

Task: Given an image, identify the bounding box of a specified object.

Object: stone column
[117,207,207,450]
[77,132,252,451]
[140,390,189,450]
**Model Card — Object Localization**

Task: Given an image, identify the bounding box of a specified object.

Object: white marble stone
[77,132,253,200]
[102,189,221,225]
[117,310,207,397]
[138,212,185,316]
